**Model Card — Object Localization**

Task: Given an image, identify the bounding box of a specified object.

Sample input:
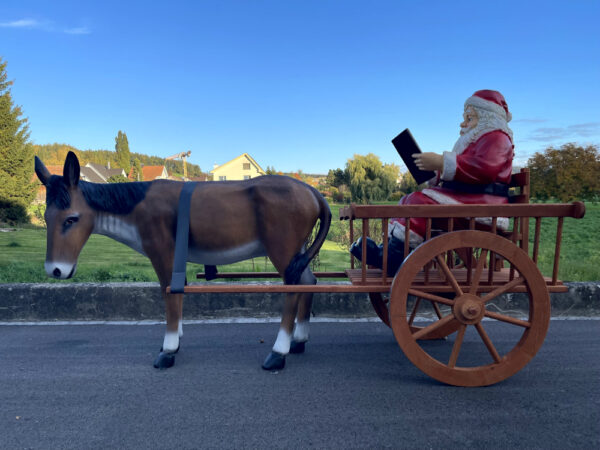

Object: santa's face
[460,106,479,135]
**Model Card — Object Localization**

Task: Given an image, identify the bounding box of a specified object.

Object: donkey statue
[35,152,331,371]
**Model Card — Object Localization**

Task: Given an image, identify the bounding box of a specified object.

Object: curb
[0,282,598,322]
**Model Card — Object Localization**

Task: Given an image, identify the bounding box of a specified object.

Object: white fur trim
[389,221,424,246]
[162,331,179,353]
[293,321,310,342]
[465,95,511,122]
[441,152,457,181]
[421,189,510,231]
[272,328,291,354]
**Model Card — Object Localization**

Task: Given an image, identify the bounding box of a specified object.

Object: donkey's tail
[284,187,332,285]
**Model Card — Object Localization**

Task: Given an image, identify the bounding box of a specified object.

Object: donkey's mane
[46,175,151,214]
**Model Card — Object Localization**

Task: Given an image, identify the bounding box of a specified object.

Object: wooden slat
[344,268,565,291]
[382,218,388,284]
[533,217,542,263]
[552,217,564,285]
[339,202,585,220]
[196,271,347,279]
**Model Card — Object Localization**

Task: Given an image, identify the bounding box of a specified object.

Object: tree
[107,174,130,183]
[527,143,600,201]
[131,158,143,181]
[326,168,349,188]
[0,58,36,224]
[346,153,399,204]
[397,171,419,195]
[265,165,277,175]
[115,130,131,174]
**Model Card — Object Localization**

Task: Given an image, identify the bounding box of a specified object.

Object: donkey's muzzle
[45,261,77,279]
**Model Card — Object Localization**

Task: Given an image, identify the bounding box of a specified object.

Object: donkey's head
[35,152,95,279]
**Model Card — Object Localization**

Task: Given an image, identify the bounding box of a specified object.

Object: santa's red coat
[390,130,514,245]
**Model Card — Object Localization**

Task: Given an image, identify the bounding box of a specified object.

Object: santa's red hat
[465,90,512,122]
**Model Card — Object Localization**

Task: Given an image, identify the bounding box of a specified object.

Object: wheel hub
[453,294,485,324]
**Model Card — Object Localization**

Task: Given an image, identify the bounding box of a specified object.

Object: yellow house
[210,153,266,181]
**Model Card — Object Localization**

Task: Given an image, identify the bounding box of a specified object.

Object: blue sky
[1,0,599,174]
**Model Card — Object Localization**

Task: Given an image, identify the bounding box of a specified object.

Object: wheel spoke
[484,310,531,328]
[407,289,455,307]
[482,277,525,303]
[469,249,489,294]
[448,324,467,368]
[475,323,502,363]
[412,314,455,340]
[431,301,443,319]
[408,297,421,326]
[436,254,463,296]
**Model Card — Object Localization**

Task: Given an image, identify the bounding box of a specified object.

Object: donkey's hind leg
[262,268,316,371]
[291,268,316,354]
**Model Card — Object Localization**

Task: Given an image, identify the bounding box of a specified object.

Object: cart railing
[340,202,585,287]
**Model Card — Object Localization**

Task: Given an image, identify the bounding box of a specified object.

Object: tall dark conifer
[0,58,35,224]
[115,130,131,173]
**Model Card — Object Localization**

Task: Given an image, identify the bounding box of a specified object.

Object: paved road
[1,320,598,449]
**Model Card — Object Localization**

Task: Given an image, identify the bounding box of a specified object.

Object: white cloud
[64,27,91,35]
[0,17,90,34]
[0,18,40,28]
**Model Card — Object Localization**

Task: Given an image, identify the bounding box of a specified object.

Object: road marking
[0,316,597,326]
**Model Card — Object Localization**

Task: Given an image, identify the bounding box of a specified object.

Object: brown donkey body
[35,152,331,370]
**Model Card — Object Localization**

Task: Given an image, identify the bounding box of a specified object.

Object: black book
[391,129,436,185]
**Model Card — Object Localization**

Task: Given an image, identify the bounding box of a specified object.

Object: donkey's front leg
[154,291,183,369]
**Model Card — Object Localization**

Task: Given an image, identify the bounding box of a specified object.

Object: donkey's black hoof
[160,345,179,354]
[153,351,175,369]
[289,340,306,354]
[262,351,286,371]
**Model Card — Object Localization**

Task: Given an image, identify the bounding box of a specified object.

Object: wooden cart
[180,171,586,386]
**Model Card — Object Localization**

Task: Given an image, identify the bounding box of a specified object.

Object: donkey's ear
[34,156,51,186]
[63,151,80,187]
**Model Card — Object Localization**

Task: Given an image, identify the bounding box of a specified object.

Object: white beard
[451,108,513,155]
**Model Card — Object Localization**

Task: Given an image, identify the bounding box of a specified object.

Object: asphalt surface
[1,320,599,449]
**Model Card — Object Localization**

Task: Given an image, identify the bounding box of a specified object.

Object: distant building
[82,162,127,183]
[142,165,169,181]
[210,153,266,181]
[128,165,169,181]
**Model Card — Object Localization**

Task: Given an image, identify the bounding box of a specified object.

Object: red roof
[142,166,167,181]
[128,165,167,181]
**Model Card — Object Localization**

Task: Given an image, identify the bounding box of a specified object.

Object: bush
[388,191,404,202]
[0,199,29,225]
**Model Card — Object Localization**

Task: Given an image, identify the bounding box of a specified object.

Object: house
[82,162,127,183]
[210,153,266,181]
[142,165,169,181]
[128,165,169,181]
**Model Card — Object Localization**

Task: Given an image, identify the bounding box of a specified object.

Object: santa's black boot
[349,237,383,268]
[385,236,405,276]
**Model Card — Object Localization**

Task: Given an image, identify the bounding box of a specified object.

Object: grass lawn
[0,203,597,283]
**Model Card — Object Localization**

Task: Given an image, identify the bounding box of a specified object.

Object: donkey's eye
[63,216,79,230]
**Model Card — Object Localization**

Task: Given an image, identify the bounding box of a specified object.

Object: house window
[243,163,251,170]
[219,176,227,181]
[244,175,251,180]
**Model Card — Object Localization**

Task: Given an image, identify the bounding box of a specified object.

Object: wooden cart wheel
[369,292,391,327]
[389,230,550,387]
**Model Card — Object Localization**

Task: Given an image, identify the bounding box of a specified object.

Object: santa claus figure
[351,89,514,275]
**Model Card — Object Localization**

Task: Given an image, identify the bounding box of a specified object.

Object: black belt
[170,182,198,294]
[440,180,509,197]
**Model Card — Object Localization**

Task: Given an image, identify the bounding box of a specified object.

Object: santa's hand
[412,152,443,171]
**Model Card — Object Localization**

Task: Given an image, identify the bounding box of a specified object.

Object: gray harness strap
[170,182,199,294]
